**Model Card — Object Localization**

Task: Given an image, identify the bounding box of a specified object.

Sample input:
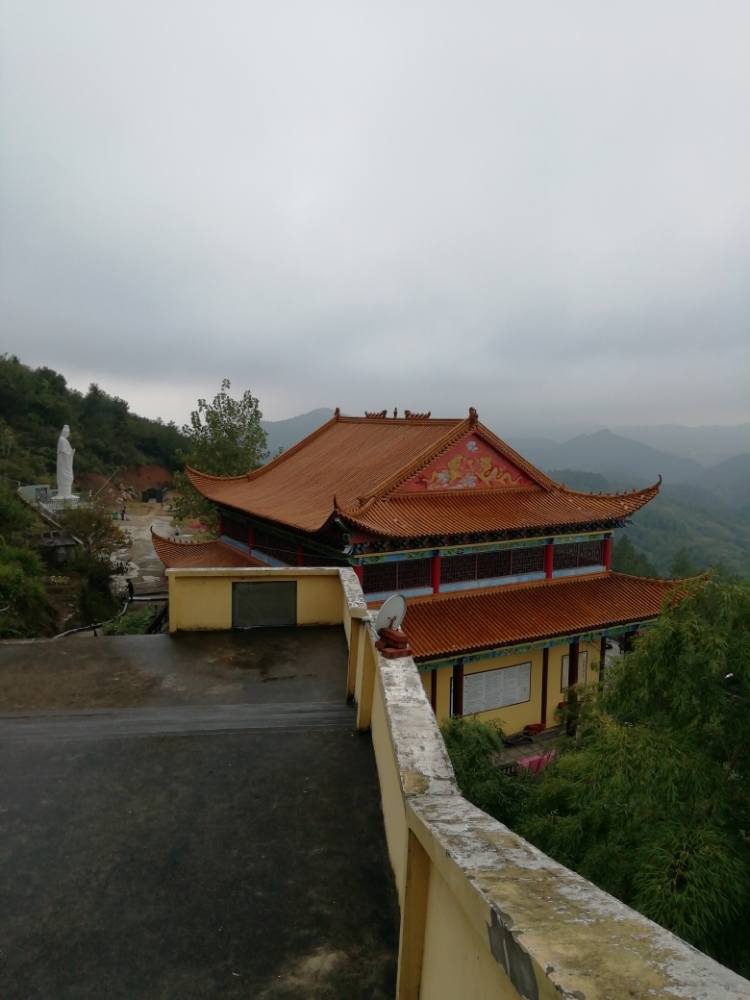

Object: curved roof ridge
[557,476,662,500]
[245,412,341,481]
[351,417,471,504]
[248,412,465,485]
[185,465,250,485]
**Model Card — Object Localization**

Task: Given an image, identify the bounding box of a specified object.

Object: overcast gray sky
[1,1,748,432]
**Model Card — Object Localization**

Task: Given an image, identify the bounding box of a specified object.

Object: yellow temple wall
[167,566,350,631]
[420,640,602,735]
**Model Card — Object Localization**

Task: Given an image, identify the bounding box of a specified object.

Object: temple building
[155,408,675,732]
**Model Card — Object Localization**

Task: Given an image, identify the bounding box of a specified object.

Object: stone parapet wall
[165,565,750,998]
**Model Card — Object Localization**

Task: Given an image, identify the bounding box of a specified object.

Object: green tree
[170,380,268,529]
[0,545,55,638]
[519,577,750,974]
[0,486,38,543]
[669,546,701,578]
[440,716,527,828]
[611,534,658,577]
[58,506,127,559]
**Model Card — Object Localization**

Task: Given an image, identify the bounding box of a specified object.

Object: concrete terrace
[0,628,400,999]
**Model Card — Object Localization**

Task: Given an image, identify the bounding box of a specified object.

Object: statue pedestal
[50,494,80,511]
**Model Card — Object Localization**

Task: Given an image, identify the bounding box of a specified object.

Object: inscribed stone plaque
[463,661,531,715]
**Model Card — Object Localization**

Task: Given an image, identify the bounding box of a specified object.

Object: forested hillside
[547,469,749,578]
[0,354,189,485]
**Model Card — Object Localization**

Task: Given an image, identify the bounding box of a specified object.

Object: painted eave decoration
[397,432,533,492]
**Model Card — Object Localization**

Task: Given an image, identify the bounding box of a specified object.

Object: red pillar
[452,662,464,717]
[431,554,441,594]
[599,635,607,686]
[354,564,363,585]
[297,545,304,567]
[544,542,554,579]
[540,647,549,726]
[430,669,437,714]
[603,536,612,571]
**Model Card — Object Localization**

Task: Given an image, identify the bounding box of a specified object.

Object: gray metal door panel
[232,581,297,628]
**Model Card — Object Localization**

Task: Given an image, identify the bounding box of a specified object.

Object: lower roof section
[375,572,679,664]
[151,531,266,569]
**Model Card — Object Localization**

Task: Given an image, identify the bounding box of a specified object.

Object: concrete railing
[167,566,750,999]
[341,569,750,1000]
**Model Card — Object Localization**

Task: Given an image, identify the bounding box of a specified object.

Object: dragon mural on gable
[398,434,533,492]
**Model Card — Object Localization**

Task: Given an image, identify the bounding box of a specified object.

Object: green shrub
[440,716,528,827]
[0,544,55,638]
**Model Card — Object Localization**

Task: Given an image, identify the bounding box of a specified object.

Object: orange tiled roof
[151,531,265,569]
[187,411,659,539]
[338,483,659,538]
[387,572,677,662]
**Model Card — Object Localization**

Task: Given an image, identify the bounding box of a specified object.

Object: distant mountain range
[506,430,704,487]
[612,423,750,467]
[261,408,335,457]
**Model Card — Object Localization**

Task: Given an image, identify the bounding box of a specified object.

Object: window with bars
[253,528,295,565]
[553,541,604,571]
[362,558,431,594]
[440,554,476,585]
[511,546,545,575]
[477,549,512,580]
[223,516,249,545]
[440,546,545,586]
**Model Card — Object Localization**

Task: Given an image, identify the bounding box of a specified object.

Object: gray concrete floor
[0,628,400,998]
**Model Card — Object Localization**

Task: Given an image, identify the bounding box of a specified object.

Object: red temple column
[540,647,549,726]
[297,545,304,567]
[603,536,612,571]
[431,554,441,594]
[599,635,607,687]
[354,564,363,585]
[248,525,254,550]
[544,542,554,579]
[452,662,464,717]
[430,669,437,714]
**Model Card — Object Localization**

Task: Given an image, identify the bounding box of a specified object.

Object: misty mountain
[612,423,750,467]
[506,429,704,485]
[261,408,335,458]
[689,453,750,509]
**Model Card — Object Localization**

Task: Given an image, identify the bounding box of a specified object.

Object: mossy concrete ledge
[364,625,750,999]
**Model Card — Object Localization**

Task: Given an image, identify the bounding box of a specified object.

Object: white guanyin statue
[56,425,76,498]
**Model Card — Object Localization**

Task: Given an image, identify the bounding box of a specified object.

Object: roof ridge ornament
[404,410,431,419]
[365,409,388,418]
[469,407,479,427]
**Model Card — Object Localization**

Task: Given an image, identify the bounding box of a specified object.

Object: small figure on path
[174,525,181,539]
[120,506,127,522]
[126,578,135,602]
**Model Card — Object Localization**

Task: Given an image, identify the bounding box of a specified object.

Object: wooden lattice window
[440,554,476,585]
[398,558,431,590]
[512,546,545,575]
[254,529,295,565]
[223,516,249,545]
[476,549,512,580]
[362,562,397,594]
[362,558,431,594]
[553,541,604,571]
